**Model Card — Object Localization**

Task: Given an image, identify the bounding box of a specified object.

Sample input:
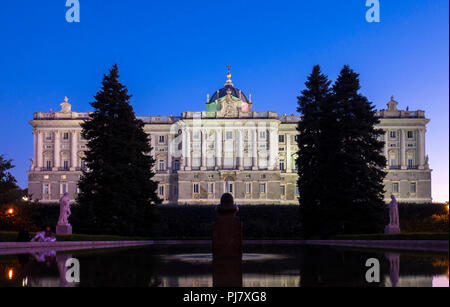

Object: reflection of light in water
[384,275,433,287]
[8,269,13,280]
[158,274,301,287]
[163,253,290,264]
[432,275,449,287]
[22,277,28,287]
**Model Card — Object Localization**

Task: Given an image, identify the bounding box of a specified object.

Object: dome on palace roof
[207,66,251,104]
[208,84,250,104]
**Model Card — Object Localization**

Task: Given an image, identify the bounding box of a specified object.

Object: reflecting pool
[0,244,448,287]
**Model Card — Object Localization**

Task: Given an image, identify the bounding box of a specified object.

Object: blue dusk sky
[0,1,448,202]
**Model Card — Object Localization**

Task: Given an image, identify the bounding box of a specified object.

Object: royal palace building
[28,71,432,204]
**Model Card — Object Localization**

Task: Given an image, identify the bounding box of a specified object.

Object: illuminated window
[208,183,214,194]
[193,183,199,194]
[260,183,266,193]
[392,182,399,194]
[245,182,252,194]
[43,183,50,195]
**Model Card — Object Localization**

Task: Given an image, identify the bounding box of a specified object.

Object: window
[279,160,285,171]
[158,185,164,197]
[158,160,165,171]
[245,174,251,179]
[61,175,67,180]
[44,175,49,180]
[43,184,50,195]
[61,183,67,194]
[392,182,399,194]
[259,131,266,139]
[63,160,69,170]
[407,131,414,139]
[45,133,52,140]
[159,135,165,143]
[193,183,199,194]
[228,183,234,194]
[295,186,300,196]
[389,131,397,139]
[260,183,266,193]
[294,135,299,142]
[280,185,286,195]
[279,135,285,143]
[193,131,200,140]
[408,159,414,169]
[410,182,417,194]
[174,160,180,172]
[208,174,214,179]
[245,182,252,194]
[46,160,52,170]
[81,160,86,171]
[226,131,233,140]
[208,183,214,194]
[63,132,69,140]
[261,174,266,179]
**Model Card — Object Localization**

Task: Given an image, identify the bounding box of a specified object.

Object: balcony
[407,165,419,170]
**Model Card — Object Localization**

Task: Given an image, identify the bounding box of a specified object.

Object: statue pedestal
[56,224,72,235]
[384,225,400,234]
[213,215,242,259]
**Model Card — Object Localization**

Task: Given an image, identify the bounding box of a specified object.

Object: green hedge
[1,202,448,238]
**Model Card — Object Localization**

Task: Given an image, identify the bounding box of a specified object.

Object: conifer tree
[296,65,331,235]
[329,65,386,233]
[76,64,160,236]
[296,65,387,236]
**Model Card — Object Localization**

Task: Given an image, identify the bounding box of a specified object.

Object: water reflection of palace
[158,274,300,287]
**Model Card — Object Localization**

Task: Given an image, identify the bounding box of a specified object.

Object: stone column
[384,130,389,167]
[185,128,191,170]
[252,129,258,170]
[37,129,43,170]
[238,130,244,170]
[168,134,172,173]
[418,128,425,169]
[53,130,60,171]
[268,127,278,170]
[401,129,406,170]
[70,130,78,171]
[201,130,207,170]
[32,129,37,170]
[286,133,292,172]
[215,129,222,169]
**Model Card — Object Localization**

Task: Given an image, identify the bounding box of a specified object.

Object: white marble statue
[388,195,399,226]
[58,192,71,226]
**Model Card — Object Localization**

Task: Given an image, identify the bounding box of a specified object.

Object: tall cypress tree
[329,65,386,233]
[76,64,161,236]
[296,65,331,236]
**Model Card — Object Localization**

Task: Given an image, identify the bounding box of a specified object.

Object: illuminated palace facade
[28,73,432,204]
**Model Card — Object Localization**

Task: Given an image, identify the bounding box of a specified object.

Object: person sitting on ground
[31,226,56,242]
